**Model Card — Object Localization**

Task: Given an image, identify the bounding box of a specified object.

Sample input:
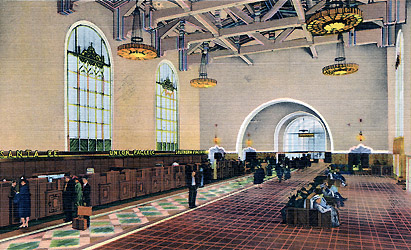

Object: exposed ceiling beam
[290,0,306,22]
[193,13,219,36]
[262,0,288,21]
[160,2,386,53]
[306,0,326,15]
[250,32,270,45]
[291,0,318,58]
[219,16,299,38]
[274,27,295,43]
[174,0,191,11]
[358,2,386,23]
[187,42,203,54]
[225,8,239,22]
[219,37,253,65]
[245,4,255,15]
[161,16,300,50]
[154,0,265,23]
[228,7,254,24]
[212,34,340,59]
[158,19,181,38]
[309,45,318,58]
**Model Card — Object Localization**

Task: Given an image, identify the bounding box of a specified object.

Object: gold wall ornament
[307,7,363,36]
[356,131,364,142]
[322,63,359,76]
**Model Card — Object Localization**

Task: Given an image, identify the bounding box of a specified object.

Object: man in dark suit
[62,174,75,222]
[82,176,91,227]
[186,167,201,209]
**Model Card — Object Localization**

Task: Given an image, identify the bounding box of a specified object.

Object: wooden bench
[286,207,333,228]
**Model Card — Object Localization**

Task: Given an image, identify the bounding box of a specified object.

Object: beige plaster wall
[0,1,201,151]
[200,43,389,152]
[402,1,411,155]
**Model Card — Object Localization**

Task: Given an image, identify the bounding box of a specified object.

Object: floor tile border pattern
[0,173,273,249]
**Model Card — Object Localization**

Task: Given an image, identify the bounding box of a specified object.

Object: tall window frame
[395,29,404,137]
[66,22,112,152]
[283,116,326,159]
[155,61,179,151]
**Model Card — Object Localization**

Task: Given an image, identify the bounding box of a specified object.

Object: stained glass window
[283,116,326,159]
[67,24,112,151]
[395,30,404,137]
[156,62,178,151]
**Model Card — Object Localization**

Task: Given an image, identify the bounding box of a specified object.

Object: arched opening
[236,99,333,157]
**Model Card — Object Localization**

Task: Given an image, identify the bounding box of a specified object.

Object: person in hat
[81,176,91,227]
[73,176,83,218]
[62,174,75,222]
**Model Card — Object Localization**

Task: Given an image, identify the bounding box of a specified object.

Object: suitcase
[77,206,92,216]
[72,217,88,230]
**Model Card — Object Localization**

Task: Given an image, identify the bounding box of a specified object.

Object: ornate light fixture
[190,42,217,88]
[213,124,220,145]
[356,131,364,141]
[322,33,358,76]
[246,133,253,147]
[306,1,363,36]
[117,0,157,60]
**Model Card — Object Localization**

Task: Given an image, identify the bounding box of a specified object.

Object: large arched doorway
[236,99,333,157]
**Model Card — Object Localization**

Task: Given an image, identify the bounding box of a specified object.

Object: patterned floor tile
[7,241,40,250]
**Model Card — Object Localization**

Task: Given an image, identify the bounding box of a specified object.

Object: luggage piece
[72,217,88,230]
[78,206,92,216]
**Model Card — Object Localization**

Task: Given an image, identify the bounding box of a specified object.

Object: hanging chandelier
[117,0,157,60]
[322,33,358,76]
[306,0,363,36]
[190,42,217,88]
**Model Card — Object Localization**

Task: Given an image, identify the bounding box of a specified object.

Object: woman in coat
[15,179,31,228]
[253,166,265,189]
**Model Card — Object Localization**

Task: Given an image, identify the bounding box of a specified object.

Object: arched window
[155,62,179,151]
[395,30,404,137]
[66,23,112,151]
[283,116,326,158]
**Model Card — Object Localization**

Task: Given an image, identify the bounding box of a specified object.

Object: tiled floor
[96,166,411,250]
[3,163,411,250]
[0,174,264,250]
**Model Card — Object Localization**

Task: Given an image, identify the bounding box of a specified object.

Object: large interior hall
[0,0,411,249]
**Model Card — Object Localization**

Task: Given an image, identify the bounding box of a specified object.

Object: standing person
[9,180,18,224]
[73,176,83,219]
[275,163,284,183]
[62,174,75,222]
[186,168,200,209]
[14,179,30,228]
[253,166,265,189]
[284,166,291,180]
[82,176,91,227]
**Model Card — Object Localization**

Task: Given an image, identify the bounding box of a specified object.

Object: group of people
[63,174,91,227]
[325,167,347,187]
[281,171,348,227]
[9,177,31,228]
[252,157,293,188]
[275,164,291,183]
